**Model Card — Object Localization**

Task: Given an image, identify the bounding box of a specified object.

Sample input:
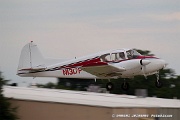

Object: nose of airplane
[156,59,167,69]
[143,58,167,74]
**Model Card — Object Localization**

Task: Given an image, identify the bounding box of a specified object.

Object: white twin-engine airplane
[17,41,166,90]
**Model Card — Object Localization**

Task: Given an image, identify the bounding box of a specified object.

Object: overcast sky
[0,0,180,86]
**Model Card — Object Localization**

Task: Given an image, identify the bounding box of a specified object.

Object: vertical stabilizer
[18,41,45,71]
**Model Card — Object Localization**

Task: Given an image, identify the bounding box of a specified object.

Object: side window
[119,52,125,60]
[111,53,117,61]
[100,54,111,62]
[111,52,125,61]
[100,52,126,62]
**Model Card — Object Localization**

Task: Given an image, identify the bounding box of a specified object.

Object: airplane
[17,41,167,91]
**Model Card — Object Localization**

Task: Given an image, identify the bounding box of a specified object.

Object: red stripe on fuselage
[62,57,102,68]
[136,56,158,59]
[57,55,158,69]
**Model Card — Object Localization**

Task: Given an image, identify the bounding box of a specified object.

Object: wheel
[121,82,129,90]
[155,80,163,88]
[106,82,114,91]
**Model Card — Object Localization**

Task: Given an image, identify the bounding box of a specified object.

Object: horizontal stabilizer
[18,66,46,72]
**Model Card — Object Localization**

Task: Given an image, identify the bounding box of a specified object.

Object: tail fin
[17,41,46,72]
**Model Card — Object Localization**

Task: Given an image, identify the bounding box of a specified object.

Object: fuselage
[17,48,166,79]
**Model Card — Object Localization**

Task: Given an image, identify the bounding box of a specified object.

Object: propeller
[140,59,151,79]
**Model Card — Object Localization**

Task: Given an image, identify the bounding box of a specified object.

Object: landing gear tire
[106,82,114,91]
[155,80,163,88]
[121,82,129,90]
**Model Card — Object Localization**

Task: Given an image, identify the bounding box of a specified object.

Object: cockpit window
[126,50,133,59]
[126,49,141,59]
[132,49,141,56]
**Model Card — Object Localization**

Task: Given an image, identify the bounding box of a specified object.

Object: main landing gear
[106,82,114,91]
[121,79,129,90]
[106,79,129,91]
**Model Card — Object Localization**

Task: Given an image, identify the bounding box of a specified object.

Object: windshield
[126,49,141,59]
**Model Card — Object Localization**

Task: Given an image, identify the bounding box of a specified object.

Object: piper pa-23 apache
[17,41,167,91]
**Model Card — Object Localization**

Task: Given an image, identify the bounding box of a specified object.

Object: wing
[80,62,125,78]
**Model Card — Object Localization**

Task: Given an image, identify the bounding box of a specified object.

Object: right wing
[80,62,125,78]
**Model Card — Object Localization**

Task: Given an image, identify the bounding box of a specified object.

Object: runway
[3,86,180,120]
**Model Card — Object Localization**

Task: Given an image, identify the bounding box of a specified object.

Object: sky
[0,0,180,86]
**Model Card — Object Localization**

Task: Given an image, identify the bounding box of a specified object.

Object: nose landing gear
[155,72,163,88]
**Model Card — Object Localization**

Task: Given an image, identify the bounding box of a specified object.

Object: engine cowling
[140,59,151,66]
